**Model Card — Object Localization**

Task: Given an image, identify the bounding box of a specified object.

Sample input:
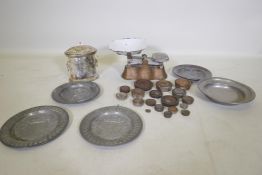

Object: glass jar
[65,45,98,81]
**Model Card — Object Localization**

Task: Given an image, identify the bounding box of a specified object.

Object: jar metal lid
[65,45,97,58]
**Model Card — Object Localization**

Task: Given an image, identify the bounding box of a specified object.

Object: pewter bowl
[198,77,256,105]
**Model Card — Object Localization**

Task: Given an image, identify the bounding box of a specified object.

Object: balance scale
[109,38,169,80]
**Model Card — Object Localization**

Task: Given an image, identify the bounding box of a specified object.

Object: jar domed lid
[65,45,97,57]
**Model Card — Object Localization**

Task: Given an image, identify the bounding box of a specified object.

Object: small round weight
[168,106,178,113]
[161,95,179,107]
[172,88,186,98]
[180,103,188,109]
[181,110,190,116]
[149,90,162,98]
[132,98,144,106]
[145,109,151,113]
[116,92,128,100]
[145,99,156,106]
[156,80,172,92]
[131,88,145,98]
[119,85,130,93]
[182,96,194,105]
[154,104,164,112]
[134,79,153,91]
[164,111,173,118]
[175,78,191,90]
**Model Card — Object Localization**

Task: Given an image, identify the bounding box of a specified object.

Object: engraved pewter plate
[172,64,212,81]
[52,82,100,104]
[0,106,69,148]
[198,77,256,105]
[80,106,143,146]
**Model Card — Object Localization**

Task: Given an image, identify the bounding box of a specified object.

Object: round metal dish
[80,106,143,146]
[52,82,100,104]
[151,52,169,63]
[0,106,69,148]
[198,77,256,105]
[172,64,212,81]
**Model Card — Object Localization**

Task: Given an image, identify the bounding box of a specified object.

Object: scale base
[121,64,167,80]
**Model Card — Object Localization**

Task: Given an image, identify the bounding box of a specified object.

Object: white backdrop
[0,0,262,55]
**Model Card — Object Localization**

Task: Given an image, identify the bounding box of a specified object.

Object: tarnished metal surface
[134,79,153,91]
[80,106,143,146]
[145,109,151,113]
[172,64,212,81]
[132,98,144,106]
[131,88,145,99]
[119,85,131,93]
[168,106,178,113]
[145,99,156,106]
[172,88,186,98]
[198,77,256,105]
[182,96,194,105]
[181,110,190,116]
[180,103,188,109]
[151,52,169,63]
[149,90,162,98]
[161,95,179,107]
[116,92,128,100]
[52,82,100,104]
[156,80,173,92]
[175,78,192,90]
[122,59,167,80]
[65,45,98,82]
[65,45,97,58]
[0,106,69,148]
[154,104,164,112]
[163,111,173,118]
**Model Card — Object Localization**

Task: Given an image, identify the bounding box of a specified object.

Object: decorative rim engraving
[0,106,69,148]
[198,77,256,105]
[80,106,143,146]
[172,64,212,81]
[52,82,100,104]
